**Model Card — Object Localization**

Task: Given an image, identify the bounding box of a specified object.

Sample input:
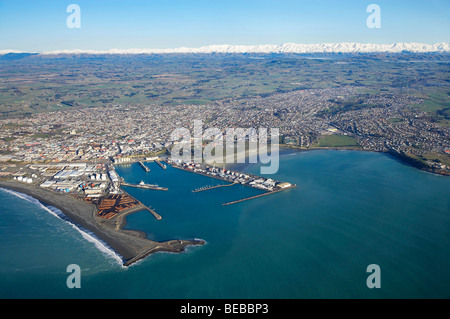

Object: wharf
[172,164,297,204]
[172,165,234,183]
[138,161,150,172]
[192,182,237,193]
[93,189,163,225]
[155,159,167,169]
[121,182,168,191]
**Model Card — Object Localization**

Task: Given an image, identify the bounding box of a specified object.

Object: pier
[121,182,168,191]
[192,182,237,193]
[138,161,150,172]
[155,159,167,169]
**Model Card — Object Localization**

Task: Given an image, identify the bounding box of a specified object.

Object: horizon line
[1,41,450,55]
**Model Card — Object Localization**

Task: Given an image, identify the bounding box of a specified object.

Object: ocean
[0,150,449,298]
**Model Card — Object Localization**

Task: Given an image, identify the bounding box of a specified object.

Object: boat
[138,180,159,187]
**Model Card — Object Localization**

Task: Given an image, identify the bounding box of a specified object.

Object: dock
[155,159,167,169]
[121,182,168,191]
[91,190,163,226]
[192,182,237,193]
[171,163,297,205]
[138,161,150,172]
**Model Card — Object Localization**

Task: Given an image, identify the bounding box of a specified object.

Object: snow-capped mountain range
[1,42,449,55]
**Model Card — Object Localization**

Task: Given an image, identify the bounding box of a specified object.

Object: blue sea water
[0,150,449,298]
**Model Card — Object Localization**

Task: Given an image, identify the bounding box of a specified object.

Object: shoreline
[222,145,449,179]
[0,180,204,266]
[278,145,450,177]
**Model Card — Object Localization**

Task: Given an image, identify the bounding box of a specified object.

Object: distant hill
[0,53,38,60]
[1,42,449,56]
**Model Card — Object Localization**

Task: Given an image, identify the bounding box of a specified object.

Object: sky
[0,0,449,51]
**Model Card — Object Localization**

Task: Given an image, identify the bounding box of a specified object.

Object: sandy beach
[0,180,204,266]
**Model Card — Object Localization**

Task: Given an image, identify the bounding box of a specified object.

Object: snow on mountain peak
[1,42,449,56]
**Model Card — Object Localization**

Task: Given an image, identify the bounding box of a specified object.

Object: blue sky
[0,0,449,51]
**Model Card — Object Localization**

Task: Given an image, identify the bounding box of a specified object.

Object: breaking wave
[0,187,124,267]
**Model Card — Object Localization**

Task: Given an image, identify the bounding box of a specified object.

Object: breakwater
[146,206,162,220]
[222,185,297,206]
